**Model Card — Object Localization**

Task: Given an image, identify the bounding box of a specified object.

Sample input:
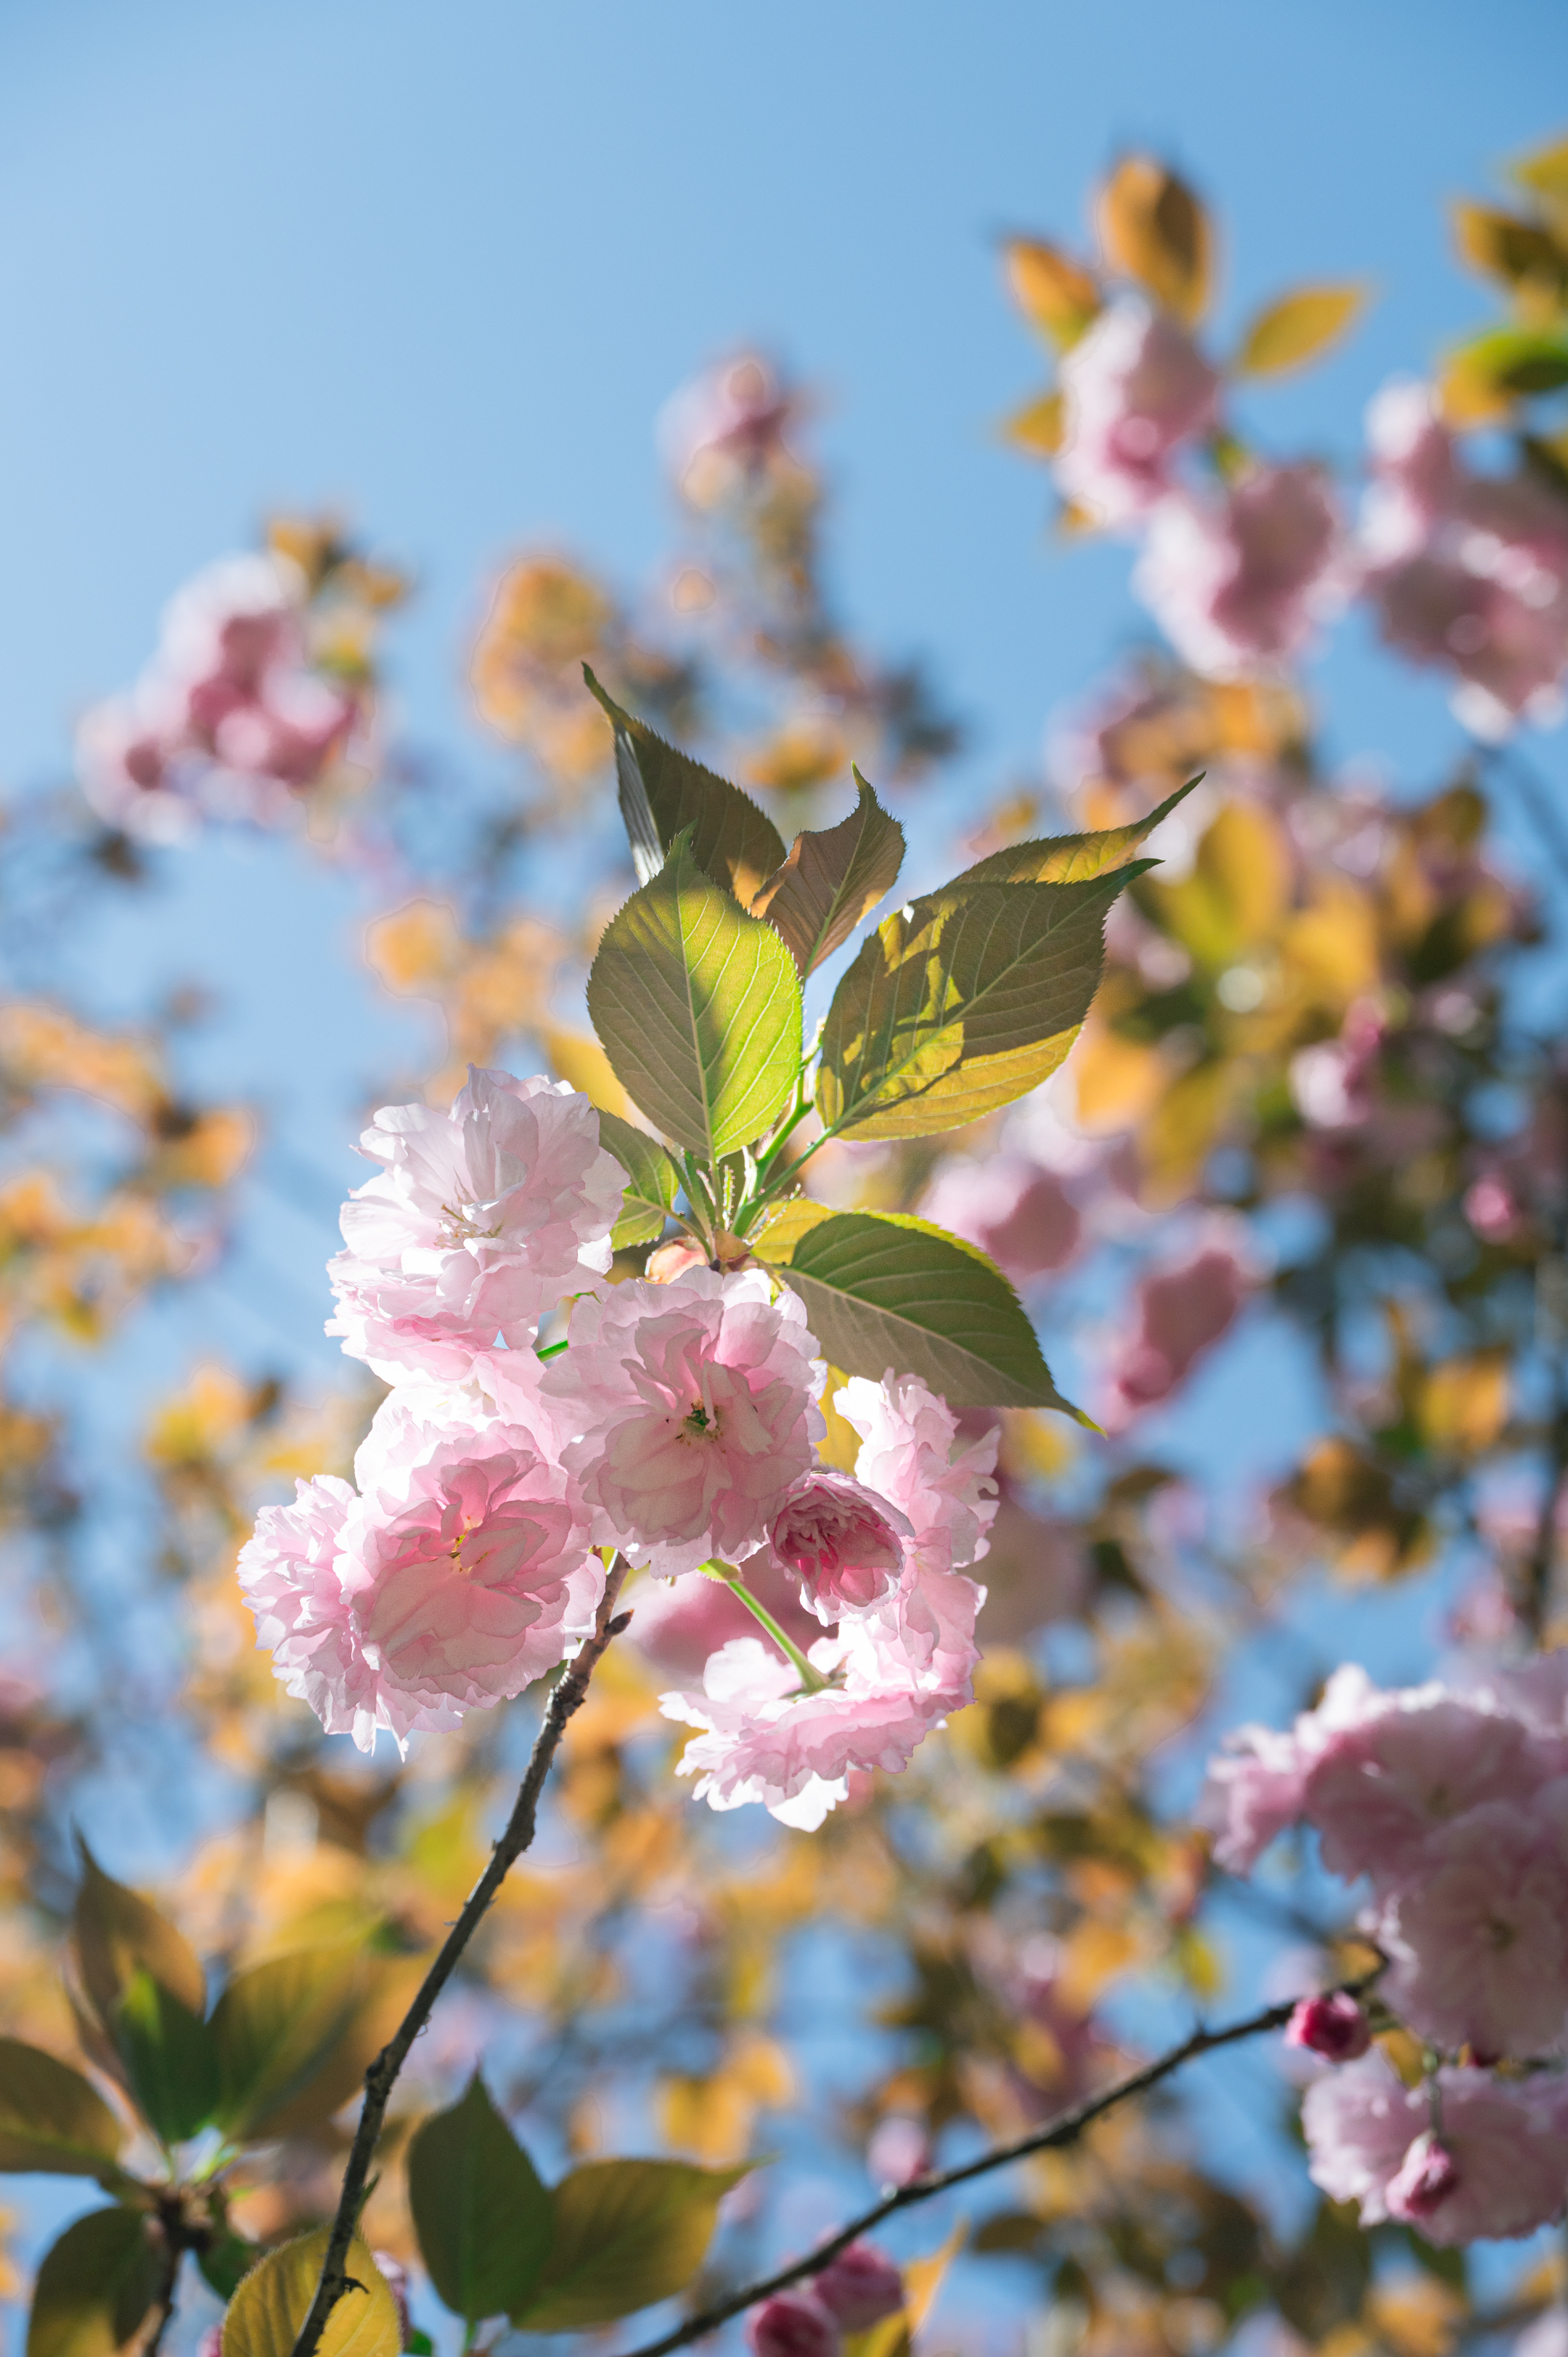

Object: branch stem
[620,1973,1381,2357]
[288,1561,629,2357]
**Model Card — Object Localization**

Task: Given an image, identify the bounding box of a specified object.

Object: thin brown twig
[621,1971,1381,2357]
[289,1560,630,2357]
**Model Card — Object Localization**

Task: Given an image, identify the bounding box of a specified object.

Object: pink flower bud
[812,2242,905,2331]
[646,1237,709,1283]
[769,1470,912,1619]
[1386,2128,1460,2223]
[1285,1992,1372,2063]
[748,2292,841,2357]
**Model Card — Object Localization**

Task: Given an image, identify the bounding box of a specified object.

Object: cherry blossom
[1101,1238,1251,1428]
[1304,2055,1568,2244]
[1285,1992,1372,2064]
[747,2292,841,2357]
[1055,299,1220,528]
[1134,464,1345,681]
[767,1470,912,1621]
[549,1266,825,1578]
[836,1372,997,1580]
[1375,1800,1568,2058]
[327,1068,624,1383]
[918,1153,1082,1282]
[811,2244,905,2331]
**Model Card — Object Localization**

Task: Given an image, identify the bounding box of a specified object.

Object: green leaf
[0,2039,126,2181]
[1444,326,1568,424]
[198,2230,262,2304]
[587,829,803,1163]
[951,776,1199,887]
[596,1107,685,1249]
[584,667,787,906]
[71,1838,206,2051]
[221,2229,400,2357]
[751,768,906,977]
[408,2073,553,2326]
[514,2158,750,2332]
[754,1202,1086,1414]
[1233,285,1365,378]
[114,1965,219,2146]
[209,1944,404,2143]
[816,865,1149,1142]
[25,2208,159,2357]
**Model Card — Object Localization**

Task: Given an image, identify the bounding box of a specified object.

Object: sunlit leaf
[596,1109,685,1249]
[815,866,1148,1141]
[25,2208,158,2357]
[514,2158,751,2332]
[587,829,803,1162]
[1097,155,1211,323]
[1442,326,1568,426]
[408,2074,552,2326]
[583,667,787,905]
[952,776,1200,887]
[754,1202,1086,1414]
[1510,132,1568,221]
[751,770,906,977]
[71,1839,206,2050]
[998,391,1063,457]
[1000,237,1101,348]
[1144,799,1289,970]
[209,1943,407,2143]
[1233,285,1365,378]
[0,2039,125,2180]
[540,1024,648,1127]
[1450,200,1567,293]
[221,2230,399,2357]
[113,1965,219,2145]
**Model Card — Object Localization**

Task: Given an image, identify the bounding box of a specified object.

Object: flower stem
[700,1559,827,1693]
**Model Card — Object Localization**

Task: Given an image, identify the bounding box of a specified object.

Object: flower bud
[646,1237,709,1284]
[1284,1992,1372,2063]
[748,2292,841,2357]
[769,1470,912,1620]
[812,2242,905,2331]
[1386,2128,1460,2223]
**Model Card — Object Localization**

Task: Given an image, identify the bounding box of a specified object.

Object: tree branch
[289,1560,630,2357]
[622,1974,1379,2357]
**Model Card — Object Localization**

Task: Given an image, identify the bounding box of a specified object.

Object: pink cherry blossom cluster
[1204,1656,1568,2242]
[77,552,359,842]
[238,1068,996,1821]
[1054,299,1347,681]
[1051,308,1568,727]
[747,2242,905,2357]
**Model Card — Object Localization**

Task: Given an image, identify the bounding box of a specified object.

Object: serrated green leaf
[587,829,803,1163]
[584,667,787,905]
[0,2038,126,2181]
[221,2230,399,2357]
[26,2207,159,2357]
[754,1202,1085,1414]
[114,1965,219,2145]
[952,776,1199,887]
[71,1838,206,2053]
[816,865,1148,1142]
[1233,285,1365,378]
[209,1943,413,2143]
[751,768,906,977]
[409,2074,552,2326]
[514,2157,750,2332]
[596,1108,685,1249]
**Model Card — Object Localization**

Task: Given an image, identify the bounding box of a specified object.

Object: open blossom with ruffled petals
[1135,465,1345,682]
[1055,299,1220,527]
[1102,1239,1251,1429]
[1198,1663,1391,1871]
[918,1154,1082,1282]
[326,1069,624,1383]
[238,1399,601,1754]
[550,1267,824,1579]
[1375,1801,1568,2058]
[768,1470,912,1621]
[836,1373,997,1579]
[1304,2056,1568,2244]
[1302,1688,1542,1884]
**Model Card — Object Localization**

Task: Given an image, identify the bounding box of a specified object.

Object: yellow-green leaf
[514,2158,750,2332]
[1511,133,1568,222]
[584,667,787,907]
[754,1202,1085,1414]
[597,1108,685,1249]
[209,1943,409,2143]
[71,1839,206,2045]
[998,391,1063,459]
[1234,285,1365,378]
[0,2040,125,2180]
[1451,200,1567,294]
[952,776,1201,888]
[1444,325,1568,426]
[587,829,803,1163]
[1000,237,1101,348]
[408,2074,552,2326]
[26,2208,158,2357]
[221,2231,399,2357]
[815,866,1148,1142]
[751,768,906,977]
[1097,156,1211,324]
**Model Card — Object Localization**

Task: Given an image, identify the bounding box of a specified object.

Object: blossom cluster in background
[1206,1658,1568,2242]
[238,1067,997,1828]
